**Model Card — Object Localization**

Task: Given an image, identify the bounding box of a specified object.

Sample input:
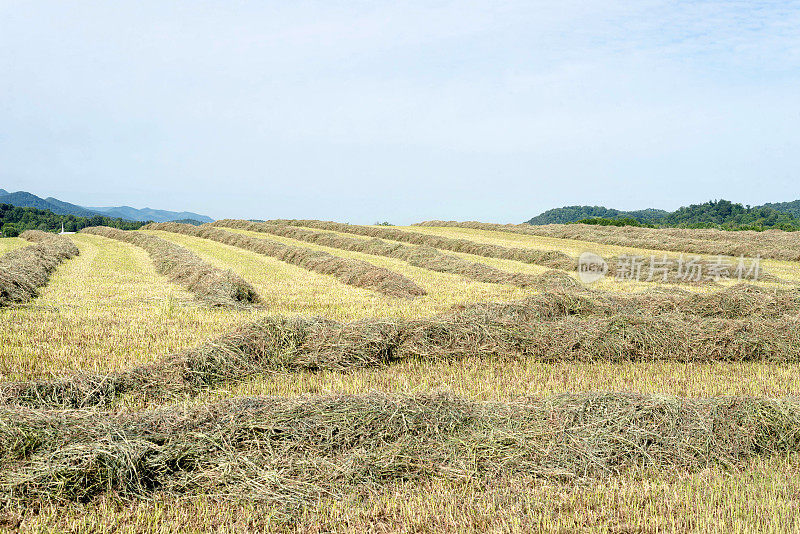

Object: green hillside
[526,206,668,225]
[761,200,800,219]
[528,199,800,230]
[0,203,146,237]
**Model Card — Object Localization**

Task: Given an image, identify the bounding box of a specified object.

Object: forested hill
[527,206,669,225]
[0,189,213,222]
[0,191,99,217]
[1,204,146,237]
[527,200,800,230]
[761,200,800,219]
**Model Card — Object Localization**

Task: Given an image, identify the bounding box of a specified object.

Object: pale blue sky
[1,1,799,223]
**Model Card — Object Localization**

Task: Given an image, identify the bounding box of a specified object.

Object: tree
[2,223,19,237]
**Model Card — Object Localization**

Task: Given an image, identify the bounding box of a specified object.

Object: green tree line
[574,200,800,231]
[1,204,147,237]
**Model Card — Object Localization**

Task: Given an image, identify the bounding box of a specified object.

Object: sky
[1,1,799,224]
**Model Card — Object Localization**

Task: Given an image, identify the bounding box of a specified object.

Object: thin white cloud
[1,1,798,222]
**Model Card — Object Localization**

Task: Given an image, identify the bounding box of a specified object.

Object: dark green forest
[1,204,147,237]
[534,200,800,231]
[528,206,669,225]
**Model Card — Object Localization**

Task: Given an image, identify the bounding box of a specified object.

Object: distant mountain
[0,189,213,223]
[0,191,99,217]
[43,196,102,217]
[526,206,668,225]
[1,203,145,235]
[85,206,213,223]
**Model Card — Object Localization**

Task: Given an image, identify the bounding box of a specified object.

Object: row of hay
[262,219,578,270]
[144,223,426,298]
[2,392,799,507]
[80,226,260,307]
[258,219,764,283]
[0,231,79,307]
[212,219,546,287]
[596,283,800,319]
[416,220,800,262]
[4,282,799,409]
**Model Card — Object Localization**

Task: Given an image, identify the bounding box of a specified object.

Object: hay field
[1,222,800,532]
[0,238,26,255]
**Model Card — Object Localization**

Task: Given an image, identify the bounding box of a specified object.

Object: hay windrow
[212,219,547,287]
[3,282,799,409]
[259,218,578,270]
[143,223,426,298]
[0,231,79,307]
[1,393,800,507]
[416,220,800,263]
[256,219,761,284]
[80,226,260,307]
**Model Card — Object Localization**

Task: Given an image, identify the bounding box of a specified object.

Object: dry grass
[418,219,800,262]
[3,236,794,401]
[2,392,799,519]
[4,281,799,409]
[213,219,549,288]
[266,219,768,284]
[0,234,255,384]
[411,223,791,287]
[0,237,26,255]
[267,219,578,270]
[8,459,800,532]
[145,223,426,299]
[81,226,260,307]
[3,222,800,531]
[0,231,78,307]
[209,357,800,402]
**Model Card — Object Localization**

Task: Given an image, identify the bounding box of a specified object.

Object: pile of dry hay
[4,280,799,409]
[144,222,426,298]
[417,220,800,263]
[1,392,799,508]
[213,219,547,287]
[0,231,79,307]
[81,226,260,307]
[254,219,763,284]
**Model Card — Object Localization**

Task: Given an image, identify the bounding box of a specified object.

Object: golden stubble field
[1,222,799,533]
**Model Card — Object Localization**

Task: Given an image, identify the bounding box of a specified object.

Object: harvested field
[4,282,799,409]
[2,392,798,513]
[213,219,547,287]
[417,220,800,262]
[81,226,260,307]
[261,219,766,283]
[265,219,578,269]
[0,238,26,255]
[0,231,78,307]
[3,220,800,532]
[145,222,426,298]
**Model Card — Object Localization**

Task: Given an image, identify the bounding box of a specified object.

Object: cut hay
[0,231,79,307]
[262,219,578,270]
[417,220,800,263]
[212,219,547,288]
[3,282,799,409]
[81,226,260,307]
[143,223,426,298]
[1,393,800,508]
[255,220,756,284]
